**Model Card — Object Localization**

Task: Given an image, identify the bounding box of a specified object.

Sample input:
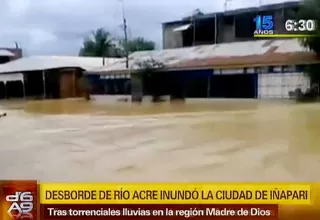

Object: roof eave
[85,60,320,75]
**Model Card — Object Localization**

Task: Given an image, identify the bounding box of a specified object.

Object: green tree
[121,37,155,54]
[79,28,122,57]
[298,0,320,84]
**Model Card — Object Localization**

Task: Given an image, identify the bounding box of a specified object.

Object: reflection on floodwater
[0,96,320,182]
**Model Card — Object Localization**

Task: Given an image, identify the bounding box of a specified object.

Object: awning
[173,24,191,32]
[0,73,24,82]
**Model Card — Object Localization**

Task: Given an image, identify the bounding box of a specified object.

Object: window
[282,65,295,72]
[258,66,277,73]
[272,66,282,72]
[259,67,269,73]
[246,68,255,73]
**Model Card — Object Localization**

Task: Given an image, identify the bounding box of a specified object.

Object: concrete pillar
[4,82,7,99]
[206,75,211,98]
[131,73,143,102]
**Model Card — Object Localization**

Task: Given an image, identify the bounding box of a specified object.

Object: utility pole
[192,15,196,46]
[118,0,129,68]
[224,0,232,11]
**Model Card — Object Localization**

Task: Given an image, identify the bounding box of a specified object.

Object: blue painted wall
[252,73,258,98]
[210,72,258,98]
[86,74,101,85]
[86,74,104,94]
[175,69,214,79]
[168,69,213,98]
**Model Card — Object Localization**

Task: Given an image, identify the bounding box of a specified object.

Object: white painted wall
[258,72,310,98]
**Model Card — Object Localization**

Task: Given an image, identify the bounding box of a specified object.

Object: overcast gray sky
[0,0,298,55]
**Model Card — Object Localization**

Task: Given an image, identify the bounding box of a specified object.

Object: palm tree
[79,28,122,57]
[120,37,155,54]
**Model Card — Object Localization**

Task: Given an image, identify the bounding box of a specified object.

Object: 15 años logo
[6,192,34,219]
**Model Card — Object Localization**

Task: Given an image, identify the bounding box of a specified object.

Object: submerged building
[88,38,315,99]
[0,56,120,99]
[0,47,23,99]
[87,1,319,100]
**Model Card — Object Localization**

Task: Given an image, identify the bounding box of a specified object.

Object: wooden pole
[42,70,46,99]
[22,73,26,99]
[73,70,76,97]
[22,81,26,99]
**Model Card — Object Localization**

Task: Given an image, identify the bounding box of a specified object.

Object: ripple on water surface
[1,98,320,181]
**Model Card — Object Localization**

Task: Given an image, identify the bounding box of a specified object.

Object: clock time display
[253,15,316,37]
[285,19,316,32]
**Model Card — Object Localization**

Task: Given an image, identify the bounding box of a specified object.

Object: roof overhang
[0,56,119,74]
[0,73,23,82]
[0,49,15,57]
[173,24,191,32]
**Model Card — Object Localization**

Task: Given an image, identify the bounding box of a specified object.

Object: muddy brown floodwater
[1,96,320,182]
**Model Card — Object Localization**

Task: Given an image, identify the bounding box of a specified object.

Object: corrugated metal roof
[174,52,318,69]
[0,56,121,74]
[0,49,15,57]
[88,39,317,74]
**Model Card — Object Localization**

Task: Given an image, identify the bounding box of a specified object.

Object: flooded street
[1,97,320,182]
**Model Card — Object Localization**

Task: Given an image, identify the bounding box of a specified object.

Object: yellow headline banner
[40,183,311,205]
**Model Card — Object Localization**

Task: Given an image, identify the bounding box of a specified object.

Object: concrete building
[162,1,299,49]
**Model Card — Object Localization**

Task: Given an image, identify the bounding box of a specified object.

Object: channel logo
[0,180,38,220]
[253,15,274,36]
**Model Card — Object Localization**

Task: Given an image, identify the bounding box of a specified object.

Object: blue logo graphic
[253,15,274,35]
[253,15,274,30]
